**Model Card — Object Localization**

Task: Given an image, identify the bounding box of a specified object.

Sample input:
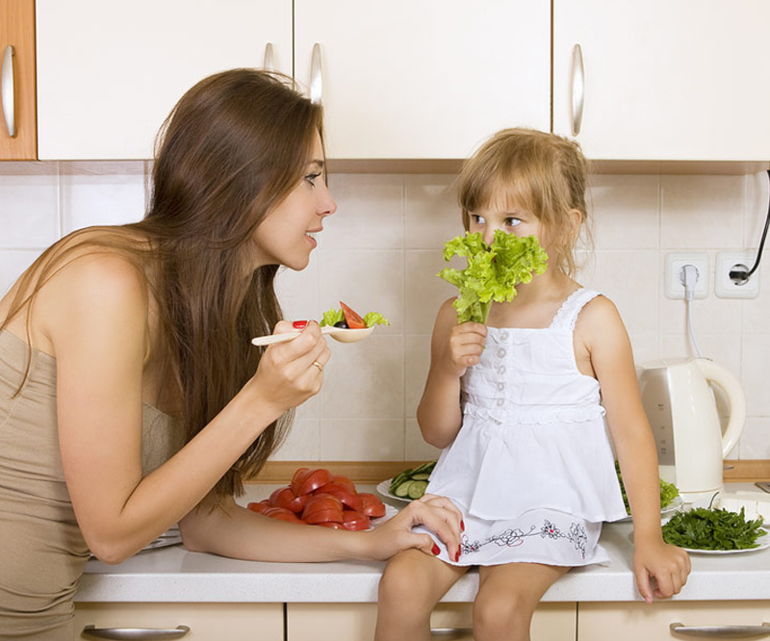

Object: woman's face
[252,132,336,271]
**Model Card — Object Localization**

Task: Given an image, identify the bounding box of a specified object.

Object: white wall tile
[404,335,431,418]
[740,417,770,460]
[270,418,320,461]
[0,250,43,295]
[589,174,659,250]
[405,174,461,249]
[323,174,404,249]
[320,418,404,461]
[405,250,457,335]
[0,171,59,248]
[742,333,770,417]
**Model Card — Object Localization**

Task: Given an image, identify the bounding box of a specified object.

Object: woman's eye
[304,172,322,186]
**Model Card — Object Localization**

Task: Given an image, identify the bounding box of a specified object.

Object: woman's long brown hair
[1,69,324,500]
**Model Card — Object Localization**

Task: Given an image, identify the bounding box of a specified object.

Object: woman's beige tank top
[0,329,184,640]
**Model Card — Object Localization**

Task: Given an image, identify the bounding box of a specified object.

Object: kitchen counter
[75,483,770,604]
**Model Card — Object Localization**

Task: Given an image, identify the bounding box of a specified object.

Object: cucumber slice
[407,480,428,499]
[389,471,410,492]
[393,480,413,498]
[411,473,431,481]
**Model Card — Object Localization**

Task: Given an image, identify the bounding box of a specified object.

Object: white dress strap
[550,288,602,331]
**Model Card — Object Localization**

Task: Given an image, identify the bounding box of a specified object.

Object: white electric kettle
[636,358,746,502]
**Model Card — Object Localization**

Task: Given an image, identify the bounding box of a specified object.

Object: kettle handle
[696,359,746,457]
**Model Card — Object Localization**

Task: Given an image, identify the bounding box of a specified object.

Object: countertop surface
[75,483,770,604]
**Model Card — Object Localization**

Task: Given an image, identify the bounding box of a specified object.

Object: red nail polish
[432,543,440,556]
[455,547,461,562]
[292,320,308,329]
[461,520,465,532]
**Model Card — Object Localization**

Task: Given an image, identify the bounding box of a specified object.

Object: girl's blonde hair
[457,128,591,276]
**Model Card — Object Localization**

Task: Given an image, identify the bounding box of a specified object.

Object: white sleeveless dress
[416,289,628,567]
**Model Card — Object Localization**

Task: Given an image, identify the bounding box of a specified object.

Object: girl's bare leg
[375,549,469,641]
[473,562,570,641]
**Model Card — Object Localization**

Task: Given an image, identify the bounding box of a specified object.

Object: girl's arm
[416,298,487,449]
[578,296,691,603]
[40,252,329,564]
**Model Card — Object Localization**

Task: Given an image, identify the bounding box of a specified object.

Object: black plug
[728,263,750,286]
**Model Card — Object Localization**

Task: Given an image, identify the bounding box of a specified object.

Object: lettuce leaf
[319,307,390,328]
[363,312,390,327]
[438,230,548,324]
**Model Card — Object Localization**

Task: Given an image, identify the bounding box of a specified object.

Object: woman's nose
[319,186,337,217]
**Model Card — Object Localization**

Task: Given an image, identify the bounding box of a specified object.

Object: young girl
[0,69,461,640]
[375,128,691,641]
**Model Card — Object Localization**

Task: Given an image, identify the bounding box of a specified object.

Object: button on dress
[415,289,627,567]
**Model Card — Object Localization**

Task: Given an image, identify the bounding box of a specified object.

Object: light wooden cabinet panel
[36,0,291,160]
[0,0,35,159]
[287,602,576,641]
[578,601,770,641]
[553,0,770,161]
[295,0,550,160]
[73,602,284,641]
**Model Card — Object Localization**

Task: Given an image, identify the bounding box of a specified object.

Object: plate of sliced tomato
[247,467,396,531]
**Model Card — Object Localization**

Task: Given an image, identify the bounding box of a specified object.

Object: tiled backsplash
[1,163,768,461]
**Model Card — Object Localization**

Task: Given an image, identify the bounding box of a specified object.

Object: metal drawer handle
[81,624,190,640]
[430,628,473,639]
[670,621,770,638]
[263,42,274,72]
[1,45,16,137]
[310,43,323,104]
[570,43,584,136]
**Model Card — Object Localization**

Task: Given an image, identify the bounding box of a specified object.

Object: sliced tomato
[246,500,271,514]
[315,521,344,529]
[341,510,371,531]
[304,508,345,524]
[359,492,386,518]
[262,506,304,523]
[315,483,364,512]
[331,475,358,494]
[303,493,344,516]
[291,468,334,496]
[269,486,309,514]
[339,301,366,329]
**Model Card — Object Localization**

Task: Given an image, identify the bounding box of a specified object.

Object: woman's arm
[416,299,486,449]
[578,296,691,602]
[179,491,463,563]
[39,252,328,564]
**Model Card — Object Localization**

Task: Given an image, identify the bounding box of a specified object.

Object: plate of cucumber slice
[377,461,436,503]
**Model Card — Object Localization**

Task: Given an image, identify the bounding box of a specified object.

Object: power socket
[664,253,709,299]
[715,251,760,299]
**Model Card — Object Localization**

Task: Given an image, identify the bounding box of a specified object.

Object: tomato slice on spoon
[339,301,367,329]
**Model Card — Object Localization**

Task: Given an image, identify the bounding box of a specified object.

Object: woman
[0,69,462,640]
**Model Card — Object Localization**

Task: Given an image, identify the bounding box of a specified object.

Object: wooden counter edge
[246,459,770,485]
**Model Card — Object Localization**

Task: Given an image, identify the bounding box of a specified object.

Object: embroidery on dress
[460,519,588,559]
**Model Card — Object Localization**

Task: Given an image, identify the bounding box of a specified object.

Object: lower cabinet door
[578,602,770,641]
[287,602,576,641]
[74,603,284,640]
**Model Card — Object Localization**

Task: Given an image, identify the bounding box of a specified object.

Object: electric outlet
[664,253,709,299]
[715,251,760,299]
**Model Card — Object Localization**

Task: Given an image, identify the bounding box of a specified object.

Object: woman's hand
[363,494,464,561]
[633,535,691,603]
[440,322,487,377]
[245,320,330,419]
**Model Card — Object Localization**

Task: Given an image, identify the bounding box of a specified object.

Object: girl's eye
[304,172,322,186]
[471,214,486,225]
[505,217,522,227]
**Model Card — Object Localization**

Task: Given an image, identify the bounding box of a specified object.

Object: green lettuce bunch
[438,230,548,324]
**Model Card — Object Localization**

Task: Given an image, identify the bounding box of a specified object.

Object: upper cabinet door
[553,0,770,161]
[0,0,36,160]
[36,1,291,160]
[295,1,550,160]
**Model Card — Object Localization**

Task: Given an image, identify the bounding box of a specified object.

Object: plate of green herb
[614,461,682,522]
[660,506,769,554]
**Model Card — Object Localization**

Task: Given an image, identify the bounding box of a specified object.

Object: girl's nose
[482,227,497,246]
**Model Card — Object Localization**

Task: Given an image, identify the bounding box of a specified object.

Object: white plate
[615,496,685,523]
[631,527,770,554]
[370,504,399,529]
[377,478,413,503]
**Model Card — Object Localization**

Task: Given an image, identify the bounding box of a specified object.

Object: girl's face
[252,133,336,271]
[467,200,549,251]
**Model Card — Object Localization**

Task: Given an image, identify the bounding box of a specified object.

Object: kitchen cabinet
[35,0,291,160]
[553,0,770,162]
[578,601,770,641]
[287,602,576,641]
[0,0,36,159]
[294,1,550,160]
[73,602,284,640]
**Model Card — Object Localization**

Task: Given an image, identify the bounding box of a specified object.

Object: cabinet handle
[430,628,473,639]
[263,42,274,72]
[669,621,770,638]
[310,43,323,104]
[1,45,16,137]
[81,624,190,640]
[569,43,585,136]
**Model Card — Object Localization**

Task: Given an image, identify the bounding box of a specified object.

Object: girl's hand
[633,535,691,603]
[363,494,463,561]
[245,320,330,418]
[441,322,487,377]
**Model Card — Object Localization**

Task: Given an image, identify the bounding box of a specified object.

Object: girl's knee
[473,591,535,639]
[378,553,433,613]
